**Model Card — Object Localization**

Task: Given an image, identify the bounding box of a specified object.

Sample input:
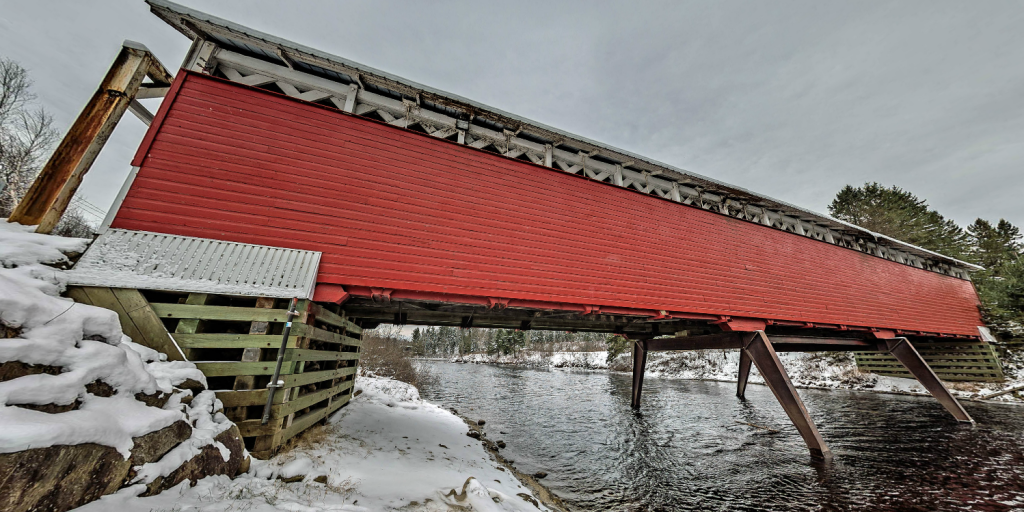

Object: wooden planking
[306,301,361,334]
[110,288,183,360]
[281,393,351,443]
[70,287,146,345]
[114,73,983,336]
[281,366,356,388]
[66,285,361,457]
[272,380,353,417]
[175,333,300,349]
[855,342,1004,382]
[68,286,184,360]
[152,303,300,322]
[295,324,361,346]
[216,388,270,408]
[195,361,295,377]
[287,349,360,362]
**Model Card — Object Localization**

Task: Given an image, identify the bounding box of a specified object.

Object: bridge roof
[145,0,980,275]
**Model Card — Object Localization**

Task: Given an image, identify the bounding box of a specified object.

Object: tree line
[830,183,1022,345]
[410,326,606,358]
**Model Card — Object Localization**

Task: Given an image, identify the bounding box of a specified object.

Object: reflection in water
[416,361,1024,511]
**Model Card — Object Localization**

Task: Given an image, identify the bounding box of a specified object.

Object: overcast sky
[1,0,1021,228]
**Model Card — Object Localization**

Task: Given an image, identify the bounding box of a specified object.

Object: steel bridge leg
[745,331,832,459]
[631,339,648,409]
[737,349,752,398]
[883,338,974,424]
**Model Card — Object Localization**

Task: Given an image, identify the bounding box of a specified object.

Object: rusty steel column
[884,338,974,424]
[630,339,648,409]
[744,331,832,459]
[737,349,752,398]
[8,41,171,233]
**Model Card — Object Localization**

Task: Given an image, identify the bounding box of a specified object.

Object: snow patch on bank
[77,376,551,511]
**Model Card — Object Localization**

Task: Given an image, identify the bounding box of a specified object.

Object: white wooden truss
[145,0,977,280]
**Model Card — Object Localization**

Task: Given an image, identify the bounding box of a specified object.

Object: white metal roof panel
[67,229,321,299]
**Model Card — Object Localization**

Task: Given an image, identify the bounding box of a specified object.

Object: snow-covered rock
[0,220,246,512]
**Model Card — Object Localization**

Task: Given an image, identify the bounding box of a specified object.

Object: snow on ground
[0,220,208,456]
[76,376,551,512]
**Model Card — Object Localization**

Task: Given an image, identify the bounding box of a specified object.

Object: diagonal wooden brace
[8,41,173,233]
[737,349,752,398]
[744,331,832,459]
[883,338,974,424]
[630,339,648,409]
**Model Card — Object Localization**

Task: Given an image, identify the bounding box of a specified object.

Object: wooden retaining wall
[67,287,362,458]
[855,341,1005,382]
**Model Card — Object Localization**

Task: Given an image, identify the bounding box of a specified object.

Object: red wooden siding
[113,72,983,336]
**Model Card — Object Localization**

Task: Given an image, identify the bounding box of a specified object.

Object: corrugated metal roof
[67,229,321,298]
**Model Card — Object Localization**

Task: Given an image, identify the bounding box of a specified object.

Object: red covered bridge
[99,0,996,458]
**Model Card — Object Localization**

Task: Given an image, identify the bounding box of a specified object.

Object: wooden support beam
[229,297,277,420]
[630,339,648,409]
[737,349,752,398]
[8,41,172,232]
[765,335,876,347]
[174,293,212,360]
[883,338,974,424]
[645,332,745,351]
[128,99,154,125]
[744,331,832,459]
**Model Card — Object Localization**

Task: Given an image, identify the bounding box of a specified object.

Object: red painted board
[114,72,983,336]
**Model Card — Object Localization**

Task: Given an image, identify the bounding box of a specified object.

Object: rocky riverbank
[78,376,556,511]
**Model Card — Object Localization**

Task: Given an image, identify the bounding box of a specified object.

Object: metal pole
[262,297,299,425]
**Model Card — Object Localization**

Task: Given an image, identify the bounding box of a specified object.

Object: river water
[415,360,1024,511]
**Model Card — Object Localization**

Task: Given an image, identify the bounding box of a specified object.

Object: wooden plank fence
[855,341,1005,382]
[67,286,362,458]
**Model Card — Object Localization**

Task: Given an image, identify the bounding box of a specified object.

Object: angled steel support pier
[737,349,752,398]
[882,338,974,423]
[630,330,975,459]
[742,331,832,459]
[630,339,648,409]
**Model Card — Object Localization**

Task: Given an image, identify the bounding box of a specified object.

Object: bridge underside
[343,295,975,460]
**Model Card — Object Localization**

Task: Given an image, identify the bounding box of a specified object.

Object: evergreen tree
[966,218,1024,340]
[828,183,971,259]
[967,218,1022,269]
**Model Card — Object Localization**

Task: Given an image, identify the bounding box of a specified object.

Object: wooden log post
[252,301,314,454]
[7,41,172,233]
[737,349,752,398]
[743,331,832,459]
[630,339,648,409]
[229,296,276,420]
[174,293,213,360]
[883,338,974,424]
